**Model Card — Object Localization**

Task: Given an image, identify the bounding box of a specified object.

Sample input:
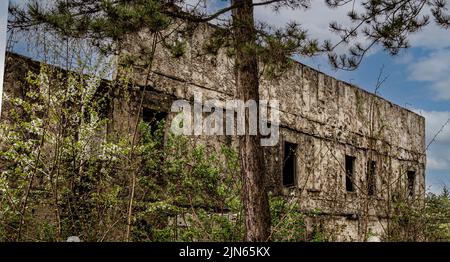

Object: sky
[0,0,7,117]
[0,0,449,193]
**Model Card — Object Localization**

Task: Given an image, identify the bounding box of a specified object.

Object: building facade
[117,23,426,241]
[2,22,426,241]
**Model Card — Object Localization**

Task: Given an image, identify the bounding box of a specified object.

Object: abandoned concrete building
[1,22,426,241]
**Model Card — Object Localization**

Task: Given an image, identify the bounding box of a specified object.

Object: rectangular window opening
[407,171,416,197]
[345,155,356,192]
[142,107,167,129]
[367,160,376,196]
[283,142,297,187]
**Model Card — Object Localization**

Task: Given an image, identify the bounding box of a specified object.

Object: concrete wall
[119,22,426,241]
[1,53,40,121]
[1,20,426,241]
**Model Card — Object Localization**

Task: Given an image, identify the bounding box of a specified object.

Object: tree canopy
[9,0,450,70]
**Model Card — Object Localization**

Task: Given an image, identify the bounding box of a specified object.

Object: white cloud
[394,51,414,65]
[427,157,449,171]
[254,0,368,55]
[408,51,450,81]
[255,1,344,41]
[410,25,450,50]
[422,110,450,143]
[408,6,450,50]
[414,109,450,170]
[426,145,450,171]
[184,1,450,65]
[426,147,450,193]
[407,49,450,100]
[413,109,450,192]
[252,0,450,65]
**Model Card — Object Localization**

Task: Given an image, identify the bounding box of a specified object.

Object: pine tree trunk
[232,0,271,241]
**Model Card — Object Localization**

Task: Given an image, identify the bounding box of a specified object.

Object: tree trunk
[232,0,271,241]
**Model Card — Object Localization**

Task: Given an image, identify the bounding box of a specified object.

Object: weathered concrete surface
[1,20,426,241]
[120,22,426,241]
[1,53,41,122]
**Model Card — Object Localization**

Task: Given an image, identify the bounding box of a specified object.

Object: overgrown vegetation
[0,61,313,242]
[385,188,450,242]
[4,0,450,242]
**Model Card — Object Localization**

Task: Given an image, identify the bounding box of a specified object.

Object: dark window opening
[345,155,356,192]
[407,171,416,197]
[143,108,167,129]
[367,160,376,196]
[97,98,111,120]
[283,142,297,187]
[142,108,167,145]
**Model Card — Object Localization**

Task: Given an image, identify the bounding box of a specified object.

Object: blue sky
[1,0,449,193]
[0,0,7,117]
